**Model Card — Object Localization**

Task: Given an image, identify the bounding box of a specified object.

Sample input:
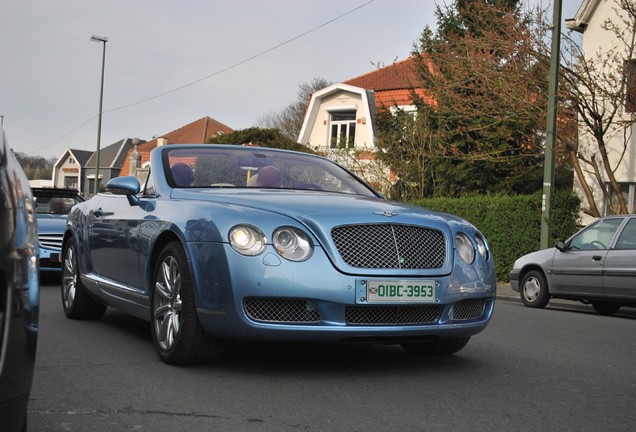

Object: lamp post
[90,35,108,195]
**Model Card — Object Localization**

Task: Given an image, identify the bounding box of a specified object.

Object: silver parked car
[510,216,636,315]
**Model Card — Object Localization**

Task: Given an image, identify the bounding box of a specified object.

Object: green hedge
[409,191,581,281]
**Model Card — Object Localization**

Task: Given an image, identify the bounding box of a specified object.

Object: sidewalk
[496,282,518,301]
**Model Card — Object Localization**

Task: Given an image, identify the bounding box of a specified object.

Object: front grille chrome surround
[345,304,443,325]
[331,224,446,269]
[243,297,320,324]
[38,233,63,250]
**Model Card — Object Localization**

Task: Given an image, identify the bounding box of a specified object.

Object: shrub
[409,191,581,281]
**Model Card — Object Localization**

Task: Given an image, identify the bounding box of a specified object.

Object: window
[569,218,624,250]
[605,182,635,214]
[625,59,636,113]
[615,218,636,250]
[64,176,78,190]
[330,111,356,149]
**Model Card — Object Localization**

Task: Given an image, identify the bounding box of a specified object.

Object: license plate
[366,280,436,303]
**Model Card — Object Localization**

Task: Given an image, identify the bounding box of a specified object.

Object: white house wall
[573,0,636,221]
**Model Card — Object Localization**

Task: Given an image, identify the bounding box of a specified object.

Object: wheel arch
[146,230,187,291]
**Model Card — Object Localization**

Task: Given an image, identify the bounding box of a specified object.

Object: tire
[401,337,470,356]
[61,238,107,319]
[592,302,621,316]
[520,270,550,308]
[150,241,224,365]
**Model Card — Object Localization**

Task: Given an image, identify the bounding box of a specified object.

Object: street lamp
[90,35,108,195]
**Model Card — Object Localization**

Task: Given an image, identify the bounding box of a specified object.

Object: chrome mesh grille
[345,305,443,325]
[331,224,446,269]
[38,233,63,250]
[243,298,320,324]
[449,299,486,321]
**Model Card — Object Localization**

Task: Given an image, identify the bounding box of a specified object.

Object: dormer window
[330,111,356,149]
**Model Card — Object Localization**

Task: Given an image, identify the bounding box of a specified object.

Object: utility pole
[541,0,562,249]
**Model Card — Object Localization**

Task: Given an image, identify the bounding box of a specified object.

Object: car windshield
[33,190,84,215]
[163,147,378,197]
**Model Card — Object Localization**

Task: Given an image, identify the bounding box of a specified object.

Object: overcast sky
[1,0,581,159]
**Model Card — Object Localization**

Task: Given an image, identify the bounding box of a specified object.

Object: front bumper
[39,246,62,271]
[188,242,496,343]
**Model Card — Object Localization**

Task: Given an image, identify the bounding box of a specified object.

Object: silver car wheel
[153,256,183,351]
[523,276,541,302]
[62,244,77,310]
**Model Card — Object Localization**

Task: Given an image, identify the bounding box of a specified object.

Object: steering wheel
[590,240,606,249]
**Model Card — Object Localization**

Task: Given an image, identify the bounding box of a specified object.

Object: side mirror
[554,240,567,251]
[106,176,141,206]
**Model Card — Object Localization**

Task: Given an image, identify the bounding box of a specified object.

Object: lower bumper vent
[345,304,442,325]
[449,298,486,321]
[243,297,320,324]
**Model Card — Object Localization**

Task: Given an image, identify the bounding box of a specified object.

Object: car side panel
[550,250,606,296]
[602,250,636,299]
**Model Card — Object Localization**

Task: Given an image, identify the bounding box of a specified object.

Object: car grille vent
[345,305,442,325]
[38,233,63,250]
[243,298,320,324]
[331,224,446,269]
[449,299,486,321]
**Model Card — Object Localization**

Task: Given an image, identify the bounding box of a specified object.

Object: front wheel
[150,241,223,365]
[401,337,470,356]
[61,238,106,319]
[520,270,550,308]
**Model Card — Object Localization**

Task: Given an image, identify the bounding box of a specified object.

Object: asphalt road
[28,277,636,432]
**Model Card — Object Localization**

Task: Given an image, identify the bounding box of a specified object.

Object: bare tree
[560,0,636,216]
[257,77,332,141]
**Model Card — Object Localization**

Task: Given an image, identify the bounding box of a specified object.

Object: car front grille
[345,304,443,325]
[243,298,320,324]
[331,224,446,269]
[449,298,486,321]
[38,233,63,250]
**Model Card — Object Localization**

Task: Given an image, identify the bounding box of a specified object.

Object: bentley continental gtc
[62,144,496,364]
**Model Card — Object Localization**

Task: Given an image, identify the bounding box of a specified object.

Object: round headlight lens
[273,227,313,261]
[475,234,488,261]
[229,225,266,256]
[456,232,475,264]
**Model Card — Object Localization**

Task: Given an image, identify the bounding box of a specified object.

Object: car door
[550,218,625,296]
[88,194,145,290]
[603,217,636,299]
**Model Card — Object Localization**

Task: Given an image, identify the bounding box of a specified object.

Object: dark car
[32,187,84,272]
[510,215,636,315]
[62,144,496,365]
[0,127,40,431]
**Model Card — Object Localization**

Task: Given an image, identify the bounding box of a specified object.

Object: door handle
[92,208,104,218]
[592,255,602,261]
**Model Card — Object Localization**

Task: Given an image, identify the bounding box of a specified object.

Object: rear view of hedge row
[410,191,581,281]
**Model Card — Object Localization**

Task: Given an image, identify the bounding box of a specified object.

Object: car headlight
[272,227,313,261]
[456,232,475,264]
[475,234,488,261]
[229,225,266,256]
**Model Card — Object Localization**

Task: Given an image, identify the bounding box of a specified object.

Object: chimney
[157,137,168,147]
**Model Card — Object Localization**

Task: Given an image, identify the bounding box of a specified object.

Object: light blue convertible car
[62,144,496,364]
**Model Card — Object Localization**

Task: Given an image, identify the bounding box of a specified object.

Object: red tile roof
[343,56,434,108]
[119,116,233,177]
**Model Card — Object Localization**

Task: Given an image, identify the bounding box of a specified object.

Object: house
[119,116,233,182]
[566,0,636,221]
[298,56,432,152]
[51,148,94,193]
[82,138,144,196]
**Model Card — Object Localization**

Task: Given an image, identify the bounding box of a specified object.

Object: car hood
[36,214,67,232]
[173,189,464,229]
